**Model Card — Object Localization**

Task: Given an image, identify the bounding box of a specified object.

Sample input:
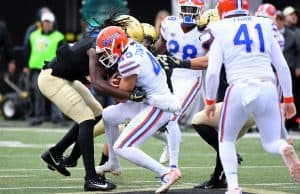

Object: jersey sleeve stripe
[119,64,140,74]
[119,61,135,69]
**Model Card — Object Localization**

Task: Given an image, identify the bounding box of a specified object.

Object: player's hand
[282,102,296,119]
[156,54,173,71]
[204,103,216,121]
[109,72,121,88]
[129,87,146,102]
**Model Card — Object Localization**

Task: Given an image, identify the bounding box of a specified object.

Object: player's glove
[157,54,191,69]
[129,87,146,102]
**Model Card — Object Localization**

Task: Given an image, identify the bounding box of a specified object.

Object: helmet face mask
[96,26,129,69]
[178,0,204,26]
[97,47,119,69]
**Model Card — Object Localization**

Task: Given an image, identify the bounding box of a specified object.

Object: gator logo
[102,32,121,46]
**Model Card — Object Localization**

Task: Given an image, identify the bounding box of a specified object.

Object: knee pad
[72,80,103,117]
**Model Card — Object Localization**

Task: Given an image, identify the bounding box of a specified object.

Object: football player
[95,26,181,193]
[39,15,145,192]
[155,0,207,170]
[53,14,145,171]
[204,0,300,193]
[94,22,159,169]
[255,3,285,50]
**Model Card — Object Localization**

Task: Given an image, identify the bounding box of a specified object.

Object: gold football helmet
[198,9,220,29]
[141,23,158,42]
[116,15,144,43]
[141,23,158,51]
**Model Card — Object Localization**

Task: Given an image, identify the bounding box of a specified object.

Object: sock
[103,120,120,165]
[78,119,97,179]
[219,141,238,189]
[214,152,224,180]
[166,120,181,167]
[99,152,109,165]
[68,142,81,162]
[115,146,169,177]
[193,124,218,151]
[50,123,79,155]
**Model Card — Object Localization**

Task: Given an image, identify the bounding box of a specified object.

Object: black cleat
[194,174,227,189]
[84,175,116,191]
[41,149,71,176]
[62,155,78,168]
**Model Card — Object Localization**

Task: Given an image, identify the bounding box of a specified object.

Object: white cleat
[95,162,121,176]
[155,170,181,193]
[159,145,170,164]
[225,187,242,194]
[282,145,300,182]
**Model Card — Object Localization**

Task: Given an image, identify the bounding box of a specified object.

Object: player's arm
[155,36,167,54]
[270,36,296,119]
[204,39,223,120]
[88,48,141,101]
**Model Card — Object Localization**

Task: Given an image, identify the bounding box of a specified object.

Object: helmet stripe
[236,0,242,10]
[262,4,269,14]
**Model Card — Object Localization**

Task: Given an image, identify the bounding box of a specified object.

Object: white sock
[219,141,239,189]
[103,121,120,165]
[166,120,181,168]
[115,146,169,176]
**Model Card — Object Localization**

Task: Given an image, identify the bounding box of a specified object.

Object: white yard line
[0,165,289,172]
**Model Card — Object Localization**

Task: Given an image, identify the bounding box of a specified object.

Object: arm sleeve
[271,36,293,97]
[118,60,141,78]
[205,38,223,101]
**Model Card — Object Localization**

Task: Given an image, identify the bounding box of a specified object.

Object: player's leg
[254,82,300,182]
[113,106,180,193]
[63,118,106,167]
[38,69,115,191]
[165,76,202,169]
[96,102,143,175]
[219,85,249,192]
[192,103,226,189]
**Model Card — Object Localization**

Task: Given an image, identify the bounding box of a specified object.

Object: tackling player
[39,15,145,192]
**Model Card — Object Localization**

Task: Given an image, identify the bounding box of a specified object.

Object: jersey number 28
[234,24,265,53]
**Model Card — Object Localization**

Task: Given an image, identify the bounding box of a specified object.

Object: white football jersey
[118,41,179,111]
[208,16,276,83]
[161,16,207,78]
[272,23,285,50]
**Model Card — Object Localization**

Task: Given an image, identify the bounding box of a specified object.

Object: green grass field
[0,124,299,194]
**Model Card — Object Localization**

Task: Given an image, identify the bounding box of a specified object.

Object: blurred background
[0,0,298,71]
[0,0,299,129]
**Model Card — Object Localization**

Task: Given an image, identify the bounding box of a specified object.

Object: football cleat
[155,170,181,193]
[194,173,227,189]
[159,145,170,164]
[84,175,116,191]
[62,155,78,168]
[95,162,121,176]
[282,145,300,182]
[41,149,70,176]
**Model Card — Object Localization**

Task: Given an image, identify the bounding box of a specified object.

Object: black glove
[157,54,191,69]
[129,87,146,102]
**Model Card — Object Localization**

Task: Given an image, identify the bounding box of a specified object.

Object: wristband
[206,99,216,105]
[182,60,191,68]
[283,96,294,103]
